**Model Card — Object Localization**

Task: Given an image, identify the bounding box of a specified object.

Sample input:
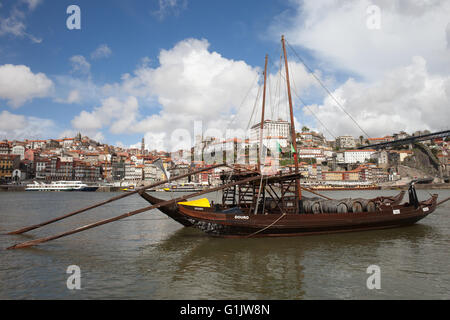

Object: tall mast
[281,35,302,202]
[258,54,268,172]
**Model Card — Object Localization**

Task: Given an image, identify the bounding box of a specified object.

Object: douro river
[1,189,449,299]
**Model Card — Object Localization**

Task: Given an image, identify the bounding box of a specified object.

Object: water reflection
[132,221,437,299]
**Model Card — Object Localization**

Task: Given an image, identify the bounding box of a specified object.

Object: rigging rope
[229,70,260,129]
[287,61,338,140]
[286,40,371,140]
[246,74,263,131]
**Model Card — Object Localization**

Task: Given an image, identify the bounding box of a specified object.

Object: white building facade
[343,150,376,164]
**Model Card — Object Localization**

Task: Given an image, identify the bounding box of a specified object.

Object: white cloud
[268,0,450,138]
[0,110,57,140]
[154,0,188,20]
[273,0,450,81]
[306,56,450,139]
[0,11,26,38]
[71,110,103,131]
[0,64,53,107]
[66,90,80,104]
[91,44,112,60]
[0,2,42,42]
[102,38,261,150]
[95,38,323,151]
[54,89,81,104]
[71,96,139,135]
[53,75,102,105]
[23,0,42,11]
[70,55,91,76]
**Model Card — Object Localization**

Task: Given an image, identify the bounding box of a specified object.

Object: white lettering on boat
[393,209,400,215]
[234,215,249,220]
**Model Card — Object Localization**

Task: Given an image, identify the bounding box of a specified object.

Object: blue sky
[1,0,449,149]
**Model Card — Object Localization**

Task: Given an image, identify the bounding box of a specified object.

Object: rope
[286,40,371,140]
[288,61,337,140]
[229,70,260,129]
[246,77,263,130]
[246,212,287,238]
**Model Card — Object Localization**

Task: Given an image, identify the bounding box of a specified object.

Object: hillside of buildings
[0,127,448,188]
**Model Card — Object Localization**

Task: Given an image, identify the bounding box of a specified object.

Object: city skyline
[1,0,449,150]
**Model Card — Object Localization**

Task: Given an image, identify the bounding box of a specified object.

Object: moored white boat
[25,181,98,192]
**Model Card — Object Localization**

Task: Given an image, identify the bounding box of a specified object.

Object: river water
[0,189,449,299]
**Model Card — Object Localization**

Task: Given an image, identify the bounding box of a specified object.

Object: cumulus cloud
[273,0,450,81]
[0,110,57,140]
[306,56,450,139]
[71,96,139,135]
[65,90,80,104]
[53,75,101,105]
[100,38,261,150]
[95,38,323,151]
[54,89,81,104]
[268,0,450,138]
[91,44,112,60]
[0,64,53,107]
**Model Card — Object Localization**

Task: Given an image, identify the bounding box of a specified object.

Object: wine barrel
[265,199,277,210]
[302,197,322,214]
[311,201,322,214]
[366,201,377,212]
[351,200,364,213]
[318,200,350,213]
[336,202,349,213]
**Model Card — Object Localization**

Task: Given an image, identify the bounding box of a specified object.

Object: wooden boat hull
[176,194,438,237]
[138,190,194,227]
[138,189,406,230]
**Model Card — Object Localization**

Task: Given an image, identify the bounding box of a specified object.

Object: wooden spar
[436,196,450,206]
[257,54,268,171]
[281,35,302,202]
[6,174,264,250]
[7,163,227,235]
[300,186,333,201]
[254,55,268,215]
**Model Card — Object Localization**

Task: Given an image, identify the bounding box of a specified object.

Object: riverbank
[380,183,450,190]
[0,185,123,192]
[2,183,450,192]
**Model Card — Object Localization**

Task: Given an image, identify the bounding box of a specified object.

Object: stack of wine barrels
[302,197,377,214]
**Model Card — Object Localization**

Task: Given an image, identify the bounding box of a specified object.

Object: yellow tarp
[177,198,211,208]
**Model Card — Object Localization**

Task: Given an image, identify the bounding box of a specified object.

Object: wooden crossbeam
[7,163,227,235]
[6,175,263,250]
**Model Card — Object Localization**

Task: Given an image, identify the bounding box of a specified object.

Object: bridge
[357,130,450,150]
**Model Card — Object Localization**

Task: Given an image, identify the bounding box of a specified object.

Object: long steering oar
[436,197,450,207]
[6,175,262,250]
[7,163,227,235]
[300,186,333,200]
